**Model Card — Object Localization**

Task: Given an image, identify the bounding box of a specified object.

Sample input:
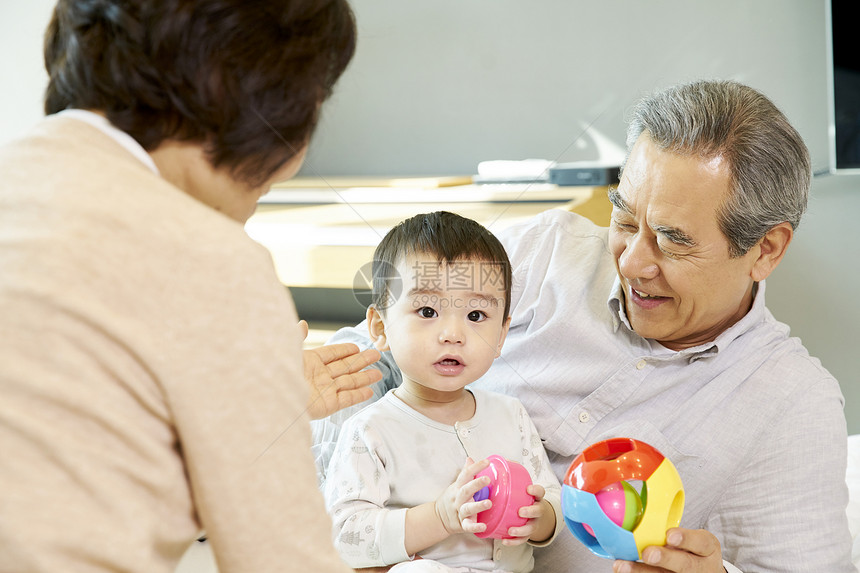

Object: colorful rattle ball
[472,455,535,539]
[561,437,685,561]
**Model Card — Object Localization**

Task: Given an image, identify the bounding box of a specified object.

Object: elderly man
[314,80,853,572]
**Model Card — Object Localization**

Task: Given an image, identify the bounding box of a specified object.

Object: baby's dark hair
[371,211,512,318]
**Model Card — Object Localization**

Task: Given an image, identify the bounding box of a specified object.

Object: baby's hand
[502,483,547,546]
[434,458,492,536]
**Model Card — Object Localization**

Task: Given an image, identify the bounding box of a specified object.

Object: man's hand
[300,320,382,420]
[613,528,724,573]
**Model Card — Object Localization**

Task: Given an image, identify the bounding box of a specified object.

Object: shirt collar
[608,276,629,332]
[607,277,768,360]
[56,109,160,176]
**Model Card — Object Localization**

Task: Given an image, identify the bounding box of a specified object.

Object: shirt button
[579,411,590,423]
[636,359,647,370]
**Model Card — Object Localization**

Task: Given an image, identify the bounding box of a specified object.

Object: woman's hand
[300,320,382,420]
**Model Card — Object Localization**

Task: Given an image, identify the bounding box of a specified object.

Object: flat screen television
[827,0,860,174]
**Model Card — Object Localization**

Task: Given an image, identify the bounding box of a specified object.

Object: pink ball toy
[583,481,643,536]
[473,455,535,539]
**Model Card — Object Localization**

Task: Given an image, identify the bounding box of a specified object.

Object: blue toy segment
[562,484,640,561]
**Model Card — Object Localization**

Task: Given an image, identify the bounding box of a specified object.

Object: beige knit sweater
[0,116,350,573]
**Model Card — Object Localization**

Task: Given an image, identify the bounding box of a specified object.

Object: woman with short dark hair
[0,1,373,571]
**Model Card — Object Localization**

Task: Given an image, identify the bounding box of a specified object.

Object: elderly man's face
[608,134,762,351]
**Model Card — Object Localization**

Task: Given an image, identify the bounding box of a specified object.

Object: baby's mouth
[433,356,466,375]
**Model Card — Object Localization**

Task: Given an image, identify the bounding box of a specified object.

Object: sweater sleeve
[162,238,354,573]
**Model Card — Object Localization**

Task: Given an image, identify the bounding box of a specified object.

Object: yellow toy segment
[632,458,685,553]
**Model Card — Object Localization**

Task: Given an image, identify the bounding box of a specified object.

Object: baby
[324,211,561,572]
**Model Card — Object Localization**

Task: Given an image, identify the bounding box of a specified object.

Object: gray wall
[305,1,829,176]
[3,0,857,432]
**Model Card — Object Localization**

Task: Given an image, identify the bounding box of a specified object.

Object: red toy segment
[564,438,664,493]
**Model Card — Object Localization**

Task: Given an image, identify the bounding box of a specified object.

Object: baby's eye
[417,307,437,318]
[467,310,487,322]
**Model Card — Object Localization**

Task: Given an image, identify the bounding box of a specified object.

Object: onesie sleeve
[517,403,564,547]
[324,416,411,567]
[312,321,402,487]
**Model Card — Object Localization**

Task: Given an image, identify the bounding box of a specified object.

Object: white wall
[0,1,53,144]
[4,0,857,432]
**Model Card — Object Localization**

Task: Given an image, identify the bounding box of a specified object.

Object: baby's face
[380,253,509,393]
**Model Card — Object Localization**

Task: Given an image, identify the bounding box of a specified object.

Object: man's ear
[366,305,390,352]
[750,222,793,282]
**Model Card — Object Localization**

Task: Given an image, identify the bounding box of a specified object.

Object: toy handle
[473,485,490,502]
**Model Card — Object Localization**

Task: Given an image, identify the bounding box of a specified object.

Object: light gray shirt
[317,208,853,572]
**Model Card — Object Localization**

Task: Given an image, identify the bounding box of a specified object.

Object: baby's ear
[495,316,511,357]
[366,305,390,352]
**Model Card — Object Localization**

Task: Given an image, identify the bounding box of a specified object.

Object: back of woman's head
[44,0,356,187]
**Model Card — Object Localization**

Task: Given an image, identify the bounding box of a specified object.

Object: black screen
[830,0,860,171]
